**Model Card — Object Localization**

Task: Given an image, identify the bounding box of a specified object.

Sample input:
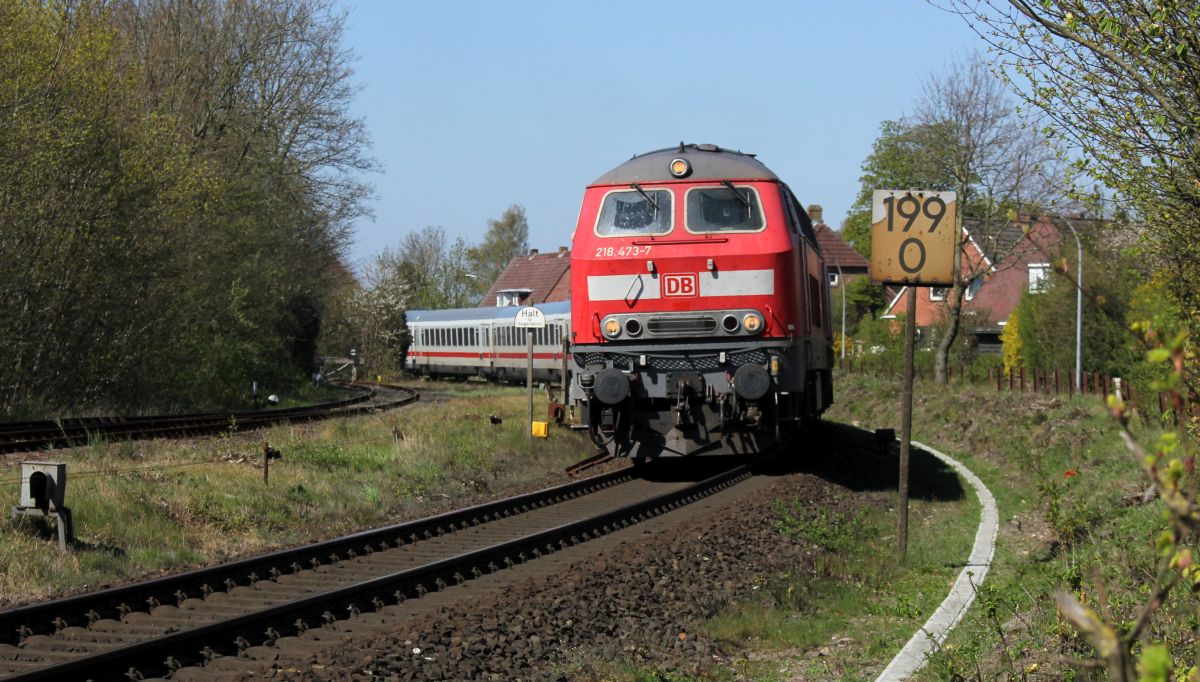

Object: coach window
[685,185,764,233]
[595,188,673,237]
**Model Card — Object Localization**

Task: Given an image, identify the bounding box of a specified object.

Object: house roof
[814,224,869,272]
[478,249,572,306]
[964,218,1037,265]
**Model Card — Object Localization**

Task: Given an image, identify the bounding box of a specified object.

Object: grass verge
[0,381,592,606]
[827,370,1175,681]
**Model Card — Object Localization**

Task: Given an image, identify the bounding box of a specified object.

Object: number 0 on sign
[869,190,958,285]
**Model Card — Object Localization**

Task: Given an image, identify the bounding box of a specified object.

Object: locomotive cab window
[594,187,673,237]
[685,185,764,233]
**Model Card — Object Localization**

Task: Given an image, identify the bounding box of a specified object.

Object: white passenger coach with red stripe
[405,301,571,383]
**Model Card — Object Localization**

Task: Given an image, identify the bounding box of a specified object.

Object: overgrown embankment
[823,371,1176,680]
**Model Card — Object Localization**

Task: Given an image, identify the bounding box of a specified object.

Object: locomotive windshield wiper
[631,182,659,211]
[721,180,751,208]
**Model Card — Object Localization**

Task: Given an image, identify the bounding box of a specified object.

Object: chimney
[558,246,568,256]
[529,248,539,257]
[806,204,824,225]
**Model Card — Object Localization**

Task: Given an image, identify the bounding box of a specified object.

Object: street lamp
[1063,219,1082,392]
[830,255,846,359]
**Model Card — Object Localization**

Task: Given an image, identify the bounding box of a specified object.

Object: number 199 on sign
[881,194,947,233]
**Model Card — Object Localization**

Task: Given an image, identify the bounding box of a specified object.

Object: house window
[1028,263,1050,293]
[828,272,839,287]
[929,287,947,301]
[966,277,982,301]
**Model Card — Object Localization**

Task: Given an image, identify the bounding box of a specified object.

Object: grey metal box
[18,461,67,510]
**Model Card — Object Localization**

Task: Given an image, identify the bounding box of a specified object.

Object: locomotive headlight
[742,313,763,333]
[602,318,622,338]
[669,158,692,178]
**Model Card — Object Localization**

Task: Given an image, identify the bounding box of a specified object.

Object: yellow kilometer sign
[869,189,958,285]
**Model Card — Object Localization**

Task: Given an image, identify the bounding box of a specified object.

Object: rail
[0,460,754,680]
[0,382,418,454]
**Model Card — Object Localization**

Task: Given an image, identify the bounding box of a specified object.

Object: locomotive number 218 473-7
[594,245,652,258]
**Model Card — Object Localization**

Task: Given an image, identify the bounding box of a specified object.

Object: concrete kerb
[874,440,999,682]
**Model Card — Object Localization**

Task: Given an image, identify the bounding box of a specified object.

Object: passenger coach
[406,302,570,383]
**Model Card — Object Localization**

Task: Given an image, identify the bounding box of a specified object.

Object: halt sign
[514,306,546,329]
[869,190,958,285]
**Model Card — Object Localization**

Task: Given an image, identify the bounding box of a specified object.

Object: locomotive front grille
[575,349,769,372]
[647,315,717,336]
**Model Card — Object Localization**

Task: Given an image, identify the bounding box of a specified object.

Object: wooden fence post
[1054,368,1060,395]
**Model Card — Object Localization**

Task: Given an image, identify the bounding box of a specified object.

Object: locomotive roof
[407,300,570,324]
[591,143,779,186]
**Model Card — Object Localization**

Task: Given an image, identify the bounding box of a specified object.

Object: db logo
[662,273,699,298]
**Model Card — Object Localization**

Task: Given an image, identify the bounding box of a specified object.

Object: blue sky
[340,1,984,270]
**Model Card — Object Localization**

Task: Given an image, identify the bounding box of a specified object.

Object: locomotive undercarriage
[571,341,820,458]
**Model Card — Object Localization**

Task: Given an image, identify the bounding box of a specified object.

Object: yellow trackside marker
[531,421,549,438]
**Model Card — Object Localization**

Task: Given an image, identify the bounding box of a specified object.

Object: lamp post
[462,272,480,307]
[1063,219,1082,392]
[831,257,845,359]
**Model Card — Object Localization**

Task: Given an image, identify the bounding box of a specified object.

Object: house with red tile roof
[477,246,572,307]
[880,215,1065,351]
[806,205,869,290]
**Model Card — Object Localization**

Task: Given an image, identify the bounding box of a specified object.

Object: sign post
[869,189,958,562]
[515,306,547,440]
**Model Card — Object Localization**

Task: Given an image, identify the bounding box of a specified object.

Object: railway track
[0,383,418,454]
[0,460,755,681]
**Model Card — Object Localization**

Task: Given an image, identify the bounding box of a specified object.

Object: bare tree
[912,53,1062,383]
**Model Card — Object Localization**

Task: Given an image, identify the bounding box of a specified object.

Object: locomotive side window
[595,188,673,236]
[685,186,764,233]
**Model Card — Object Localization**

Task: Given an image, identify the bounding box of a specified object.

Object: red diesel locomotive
[568,143,834,458]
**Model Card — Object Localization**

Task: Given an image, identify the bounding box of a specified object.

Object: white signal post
[515,306,547,439]
[869,189,959,563]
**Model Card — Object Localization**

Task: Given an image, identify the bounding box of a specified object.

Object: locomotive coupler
[670,373,704,427]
